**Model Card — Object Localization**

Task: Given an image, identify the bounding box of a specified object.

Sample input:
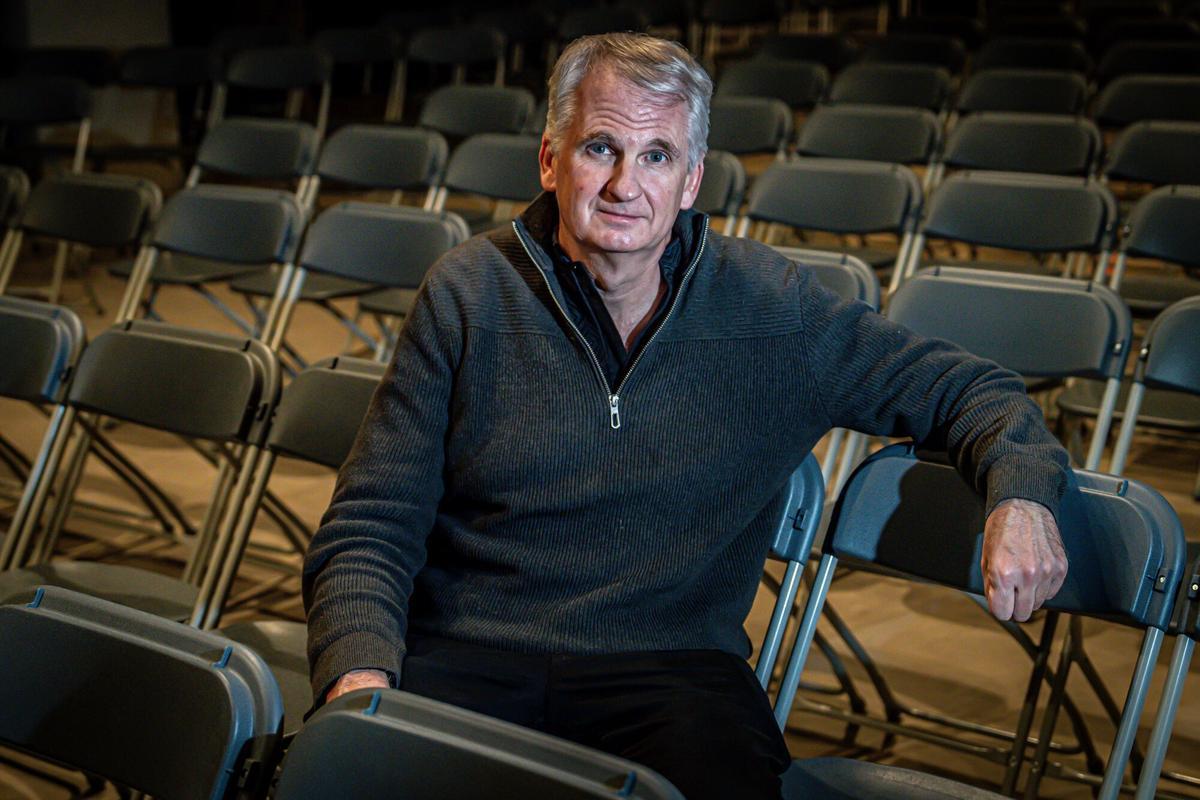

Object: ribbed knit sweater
[302,193,1071,698]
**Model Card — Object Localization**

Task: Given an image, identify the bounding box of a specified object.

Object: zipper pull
[609,395,621,430]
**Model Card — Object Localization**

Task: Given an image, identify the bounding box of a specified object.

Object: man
[304,33,1069,799]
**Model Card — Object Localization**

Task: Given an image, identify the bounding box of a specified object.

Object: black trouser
[399,636,792,800]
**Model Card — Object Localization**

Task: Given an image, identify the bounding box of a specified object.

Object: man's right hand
[326,668,391,704]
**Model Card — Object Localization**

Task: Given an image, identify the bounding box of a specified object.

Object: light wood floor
[1,244,1198,799]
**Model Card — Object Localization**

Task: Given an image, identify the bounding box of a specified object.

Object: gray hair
[546,33,713,171]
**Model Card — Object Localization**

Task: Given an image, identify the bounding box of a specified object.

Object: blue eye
[645,151,669,164]
[586,142,613,156]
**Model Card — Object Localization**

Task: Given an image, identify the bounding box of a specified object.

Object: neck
[558,230,668,349]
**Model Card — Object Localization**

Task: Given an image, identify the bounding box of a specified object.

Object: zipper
[512,218,708,430]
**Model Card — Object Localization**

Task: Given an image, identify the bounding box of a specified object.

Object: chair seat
[230,270,374,301]
[0,561,197,621]
[220,618,311,737]
[1118,273,1200,317]
[782,757,1005,800]
[358,287,421,317]
[799,244,898,271]
[108,253,258,285]
[1056,379,1200,432]
[919,258,1059,277]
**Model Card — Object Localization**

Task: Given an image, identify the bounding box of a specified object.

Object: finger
[1012,585,1036,623]
[987,579,1014,621]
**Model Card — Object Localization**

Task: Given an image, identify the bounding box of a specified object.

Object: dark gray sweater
[303,193,1070,698]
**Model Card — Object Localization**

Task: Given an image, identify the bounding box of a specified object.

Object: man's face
[539,67,704,263]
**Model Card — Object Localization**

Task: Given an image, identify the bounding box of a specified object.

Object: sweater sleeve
[795,266,1071,521]
[302,278,459,701]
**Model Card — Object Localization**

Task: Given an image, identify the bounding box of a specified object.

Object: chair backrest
[151,184,303,265]
[888,267,1131,380]
[312,27,402,65]
[0,296,85,404]
[67,321,280,445]
[693,151,746,218]
[0,166,29,228]
[1138,295,1200,395]
[0,75,90,124]
[972,37,1092,73]
[825,444,1186,630]
[796,104,940,165]
[318,125,448,191]
[890,15,984,49]
[223,45,332,90]
[991,14,1086,39]
[956,68,1088,115]
[716,59,829,109]
[19,172,161,248]
[1122,185,1200,270]
[1095,75,1200,127]
[1097,41,1200,85]
[558,6,649,40]
[16,47,116,86]
[195,117,318,181]
[940,112,1101,176]
[0,585,283,800]
[756,33,857,71]
[746,159,922,235]
[857,33,967,72]
[707,96,792,154]
[268,357,386,469]
[442,133,543,201]
[1103,121,1200,186]
[418,85,535,139]
[921,171,1117,254]
[407,26,506,65]
[827,63,951,110]
[118,46,215,88]
[274,689,685,800]
[773,247,880,310]
[298,202,470,288]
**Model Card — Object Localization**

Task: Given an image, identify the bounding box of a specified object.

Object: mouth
[596,208,642,222]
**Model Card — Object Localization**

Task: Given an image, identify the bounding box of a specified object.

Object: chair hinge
[1153,568,1170,593]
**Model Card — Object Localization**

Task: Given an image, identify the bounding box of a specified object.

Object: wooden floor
[1,244,1198,799]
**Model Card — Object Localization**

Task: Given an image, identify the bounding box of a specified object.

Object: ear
[678,155,705,211]
[539,134,557,193]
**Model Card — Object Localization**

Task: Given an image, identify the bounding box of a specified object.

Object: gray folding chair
[707,96,793,159]
[0,298,85,572]
[737,158,923,282]
[311,27,406,122]
[276,689,684,799]
[208,45,333,141]
[955,68,1088,116]
[901,172,1118,290]
[417,84,535,143]
[693,150,746,234]
[1102,184,1200,315]
[826,63,952,114]
[929,112,1102,186]
[407,25,508,88]
[0,75,92,173]
[433,132,543,233]
[971,37,1092,73]
[1096,41,1200,85]
[1103,120,1200,188]
[0,585,282,800]
[557,5,649,42]
[117,46,215,154]
[795,104,941,188]
[776,444,1188,800]
[890,16,984,49]
[0,321,281,630]
[857,33,967,73]
[755,33,858,72]
[716,59,830,110]
[1094,75,1200,128]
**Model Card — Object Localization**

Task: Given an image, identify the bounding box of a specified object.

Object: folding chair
[1101,184,1200,315]
[15,47,116,87]
[0,297,85,571]
[954,68,1088,115]
[972,37,1092,73]
[795,104,941,184]
[117,46,217,153]
[0,171,161,311]
[1094,75,1200,128]
[826,63,952,114]
[472,8,556,78]
[899,172,1118,290]
[1096,41,1200,86]
[417,84,535,143]
[776,444,1188,800]
[929,112,1102,185]
[693,150,746,235]
[737,158,923,282]
[0,75,91,173]
[856,33,967,73]
[0,585,282,800]
[275,689,684,799]
[991,14,1087,40]
[407,25,508,88]
[433,132,543,233]
[558,6,649,42]
[697,0,782,60]
[311,27,406,123]
[707,96,793,166]
[715,59,830,111]
[755,33,858,73]
[1094,16,1200,52]
[1103,120,1200,188]
[0,320,281,629]
[208,45,333,141]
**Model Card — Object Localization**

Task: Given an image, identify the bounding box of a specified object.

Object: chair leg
[1022,618,1077,800]
[1002,611,1060,793]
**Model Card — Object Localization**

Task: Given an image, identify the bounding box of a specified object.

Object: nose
[605,157,640,203]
